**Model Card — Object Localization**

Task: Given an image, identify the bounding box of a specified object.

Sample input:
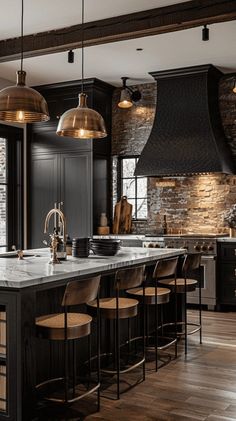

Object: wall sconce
[118,77,141,109]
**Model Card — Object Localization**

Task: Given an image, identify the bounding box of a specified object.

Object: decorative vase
[100,213,108,227]
[229,227,236,238]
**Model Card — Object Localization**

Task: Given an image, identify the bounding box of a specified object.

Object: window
[0,139,7,251]
[0,125,23,251]
[119,157,147,220]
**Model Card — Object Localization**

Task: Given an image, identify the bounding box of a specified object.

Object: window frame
[0,125,23,252]
[0,138,8,250]
[118,156,147,221]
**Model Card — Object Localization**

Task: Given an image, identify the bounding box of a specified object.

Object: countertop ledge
[0,247,185,289]
[217,237,236,242]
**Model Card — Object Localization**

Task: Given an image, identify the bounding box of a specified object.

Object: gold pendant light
[56,0,107,139]
[0,0,49,123]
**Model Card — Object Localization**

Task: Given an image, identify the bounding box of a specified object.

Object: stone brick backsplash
[111,76,236,235]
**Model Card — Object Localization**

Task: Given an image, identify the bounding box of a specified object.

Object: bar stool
[126,256,179,372]
[87,265,145,400]
[159,253,202,354]
[35,275,101,407]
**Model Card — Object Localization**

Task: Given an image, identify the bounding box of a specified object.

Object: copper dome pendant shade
[0,0,49,123]
[57,93,107,138]
[0,70,49,123]
[56,0,107,139]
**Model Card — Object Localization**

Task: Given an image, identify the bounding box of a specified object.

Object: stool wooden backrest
[182,253,201,275]
[115,265,145,290]
[62,275,101,307]
[153,257,178,280]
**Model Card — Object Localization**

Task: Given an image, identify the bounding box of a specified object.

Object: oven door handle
[201,255,216,261]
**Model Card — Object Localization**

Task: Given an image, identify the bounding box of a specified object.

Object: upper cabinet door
[30,153,59,248]
[60,152,92,239]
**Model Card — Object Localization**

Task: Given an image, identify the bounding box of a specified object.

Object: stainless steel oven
[187,255,216,310]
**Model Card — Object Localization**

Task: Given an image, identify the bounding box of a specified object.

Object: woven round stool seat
[126,286,171,305]
[159,278,197,293]
[87,297,138,319]
[36,312,92,340]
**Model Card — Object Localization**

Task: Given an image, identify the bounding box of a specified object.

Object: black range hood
[135,65,235,177]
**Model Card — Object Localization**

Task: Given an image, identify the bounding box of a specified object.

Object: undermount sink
[0,253,36,258]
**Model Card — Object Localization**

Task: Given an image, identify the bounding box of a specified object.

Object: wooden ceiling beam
[0,0,235,63]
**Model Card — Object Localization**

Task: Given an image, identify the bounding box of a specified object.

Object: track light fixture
[118,77,142,109]
[233,79,236,94]
[202,24,209,41]
[68,50,74,63]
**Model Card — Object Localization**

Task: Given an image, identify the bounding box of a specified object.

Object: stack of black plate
[89,239,121,256]
[72,238,90,258]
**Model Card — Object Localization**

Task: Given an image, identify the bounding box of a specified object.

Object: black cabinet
[31,153,58,248]
[28,78,114,246]
[217,242,236,306]
[60,152,92,238]
[30,147,92,248]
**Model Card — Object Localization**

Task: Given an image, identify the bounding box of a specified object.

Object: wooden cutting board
[113,196,133,234]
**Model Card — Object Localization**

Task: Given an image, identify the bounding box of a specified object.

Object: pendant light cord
[20,0,24,72]
[81,0,84,93]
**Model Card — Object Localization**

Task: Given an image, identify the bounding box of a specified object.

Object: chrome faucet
[44,208,67,263]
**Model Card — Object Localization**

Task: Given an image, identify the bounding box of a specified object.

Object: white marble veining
[0,247,185,289]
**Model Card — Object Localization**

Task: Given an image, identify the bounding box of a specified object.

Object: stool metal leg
[115,289,120,399]
[135,314,138,354]
[155,280,158,372]
[113,319,116,371]
[184,277,187,355]
[64,306,69,403]
[72,340,76,398]
[199,277,202,344]
[146,304,149,348]
[161,305,164,337]
[174,276,178,359]
[128,318,131,356]
[97,292,101,411]
[88,334,92,385]
[142,284,146,381]
[49,341,53,379]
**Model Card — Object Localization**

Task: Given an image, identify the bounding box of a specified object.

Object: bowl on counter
[89,239,121,256]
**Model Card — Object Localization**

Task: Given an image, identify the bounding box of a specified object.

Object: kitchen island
[0,247,184,421]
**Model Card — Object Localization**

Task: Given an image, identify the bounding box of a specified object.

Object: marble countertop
[0,247,185,289]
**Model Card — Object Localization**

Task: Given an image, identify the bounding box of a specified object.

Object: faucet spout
[44,208,67,253]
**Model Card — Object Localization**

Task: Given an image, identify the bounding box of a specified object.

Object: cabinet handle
[234,290,236,297]
[234,249,236,256]
[235,269,236,277]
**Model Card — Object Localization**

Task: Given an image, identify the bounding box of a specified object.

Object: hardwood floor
[35,310,236,421]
